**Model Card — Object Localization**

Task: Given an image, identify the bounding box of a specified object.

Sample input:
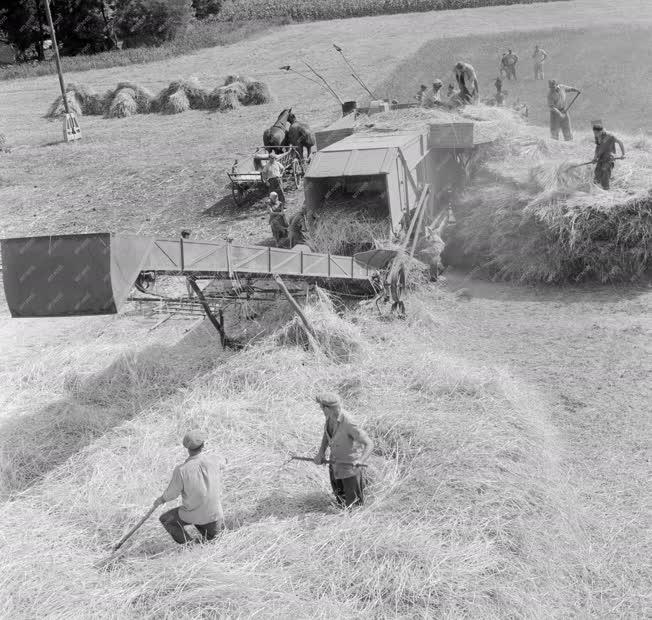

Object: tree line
[0,0,223,60]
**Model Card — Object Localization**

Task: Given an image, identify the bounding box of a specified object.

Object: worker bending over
[154,430,225,545]
[547,80,580,141]
[592,121,625,190]
[454,62,479,104]
[532,45,548,80]
[313,392,373,508]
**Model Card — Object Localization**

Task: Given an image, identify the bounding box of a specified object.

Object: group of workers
[154,393,372,545]
[414,45,625,190]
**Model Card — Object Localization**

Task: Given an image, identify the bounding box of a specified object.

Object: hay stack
[45,90,83,119]
[108,88,138,118]
[153,78,209,113]
[447,112,652,283]
[163,89,190,114]
[245,80,273,105]
[209,82,247,111]
[111,81,154,114]
[305,192,392,256]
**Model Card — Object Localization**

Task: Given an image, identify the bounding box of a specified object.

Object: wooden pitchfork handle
[289,455,368,468]
[112,505,158,551]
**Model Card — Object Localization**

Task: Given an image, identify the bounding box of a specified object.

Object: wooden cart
[227,146,305,206]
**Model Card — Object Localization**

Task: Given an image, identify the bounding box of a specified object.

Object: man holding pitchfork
[313,392,374,508]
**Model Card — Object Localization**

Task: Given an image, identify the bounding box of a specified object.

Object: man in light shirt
[532,45,548,80]
[313,392,374,508]
[262,152,286,204]
[547,79,581,141]
[154,430,225,544]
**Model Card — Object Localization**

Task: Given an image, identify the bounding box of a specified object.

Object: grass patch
[218,0,567,22]
[378,25,652,134]
[0,19,290,82]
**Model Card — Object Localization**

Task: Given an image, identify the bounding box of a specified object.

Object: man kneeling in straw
[313,392,374,507]
[154,430,225,544]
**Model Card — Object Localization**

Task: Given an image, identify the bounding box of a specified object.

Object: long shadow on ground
[0,321,231,496]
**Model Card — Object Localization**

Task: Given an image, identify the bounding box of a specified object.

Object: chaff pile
[305,192,392,256]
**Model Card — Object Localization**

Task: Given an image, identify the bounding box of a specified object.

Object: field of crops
[218,0,565,22]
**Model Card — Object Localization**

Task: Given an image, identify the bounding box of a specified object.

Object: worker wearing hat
[262,151,286,204]
[154,430,225,544]
[313,392,374,508]
[547,79,580,141]
[591,121,625,190]
[267,190,289,246]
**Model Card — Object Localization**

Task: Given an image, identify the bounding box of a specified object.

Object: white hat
[269,191,278,199]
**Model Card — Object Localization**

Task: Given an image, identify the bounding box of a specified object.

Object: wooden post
[186,276,227,349]
[273,274,320,352]
[43,0,81,142]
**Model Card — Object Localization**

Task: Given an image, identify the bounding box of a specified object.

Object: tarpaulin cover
[1,233,153,317]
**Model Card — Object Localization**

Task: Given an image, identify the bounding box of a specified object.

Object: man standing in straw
[592,121,625,190]
[532,45,548,80]
[313,392,374,508]
[267,191,289,246]
[262,151,286,204]
[454,62,479,104]
[154,430,225,545]
[547,80,580,141]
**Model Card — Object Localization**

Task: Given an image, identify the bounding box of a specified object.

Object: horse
[287,111,316,162]
[263,108,292,154]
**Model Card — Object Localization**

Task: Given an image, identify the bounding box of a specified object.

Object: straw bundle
[45,90,83,119]
[245,80,273,105]
[209,82,247,111]
[305,193,392,256]
[162,89,190,114]
[276,288,362,362]
[108,88,138,118]
[110,81,154,114]
[153,79,209,113]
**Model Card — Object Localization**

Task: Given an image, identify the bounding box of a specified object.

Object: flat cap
[182,429,206,450]
[315,392,341,406]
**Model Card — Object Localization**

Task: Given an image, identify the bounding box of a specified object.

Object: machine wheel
[231,184,246,206]
[389,264,407,318]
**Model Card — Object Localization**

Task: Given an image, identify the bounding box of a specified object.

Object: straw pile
[305,192,392,255]
[245,80,273,105]
[45,89,83,119]
[45,76,272,119]
[107,88,138,118]
[153,78,209,113]
[276,288,363,363]
[105,81,154,114]
[448,120,652,282]
[209,82,247,111]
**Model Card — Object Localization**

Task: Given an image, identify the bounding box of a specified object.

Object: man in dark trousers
[592,121,625,190]
[154,430,225,544]
[262,152,286,204]
[313,392,374,508]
